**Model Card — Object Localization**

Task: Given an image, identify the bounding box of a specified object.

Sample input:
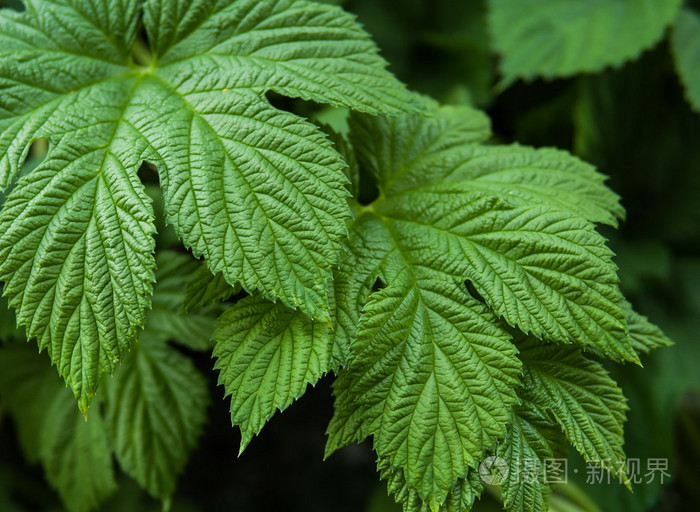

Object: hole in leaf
[137,162,159,185]
[465,280,486,304]
[371,278,387,293]
[1,0,24,12]
[356,168,379,206]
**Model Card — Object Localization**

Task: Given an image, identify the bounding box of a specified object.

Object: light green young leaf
[671,8,700,113]
[213,294,333,453]
[182,264,242,314]
[104,339,209,501]
[497,402,569,512]
[41,390,117,512]
[518,340,630,487]
[488,0,682,83]
[0,0,416,410]
[623,302,673,355]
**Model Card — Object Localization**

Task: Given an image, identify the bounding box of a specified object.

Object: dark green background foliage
[1,0,699,511]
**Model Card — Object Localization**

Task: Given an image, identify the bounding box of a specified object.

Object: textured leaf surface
[376,186,634,364]
[671,8,700,113]
[348,107,635,362]
[349,104,492,196]
[327,214,522,508]
[488,0,682,82]
[518,340,630,486]
[213,294,333,452]
[497,403,568,512]
[104,339,209,501]
[349,108,622,225]
[322,106,640,511]
[379,457,484,512]
[0,81,157,413]
[0,0,415,410]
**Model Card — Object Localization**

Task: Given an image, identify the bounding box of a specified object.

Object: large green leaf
[328,266,520,508]
[488,0,682,83]
[0,0,416,411]
[671,8,700,113]
[0,83,157,413]
[320,106,638,511]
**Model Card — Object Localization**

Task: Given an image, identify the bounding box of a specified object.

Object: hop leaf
[0,0,417,411]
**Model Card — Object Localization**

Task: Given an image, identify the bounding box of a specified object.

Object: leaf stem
[131,38,153,68]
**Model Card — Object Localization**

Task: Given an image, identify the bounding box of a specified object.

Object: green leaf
[350,105,633,363]
[0,344,117,512]
[182,264,241,314]
[0,80,157,414]
[349,107,622,225]
[40,392,117,512]
[144,0,420,113]
[210,215,386,450]
[104,339,209,501]
[375,192,635,364]
[147,251,223,351]
[488,0,682,83]
[213,294,333,453]
[327,216,522,508]
[518,340,630,487]
[671,8,700,113]
[0,0,416,410]
[623,302,673,355]
[321,105,641,510]
[497,402,568,512]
